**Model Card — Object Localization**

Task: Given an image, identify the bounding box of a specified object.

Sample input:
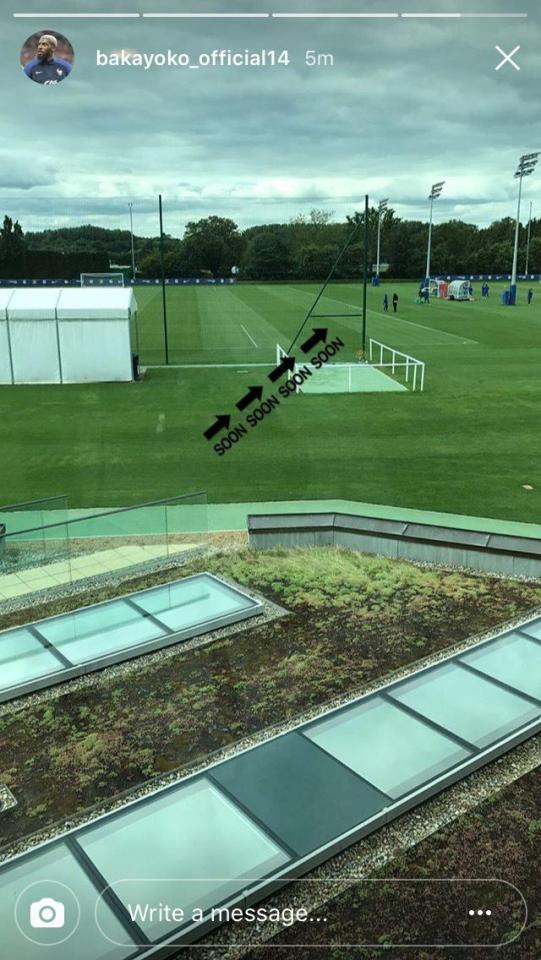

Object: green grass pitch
[1,280,541,523]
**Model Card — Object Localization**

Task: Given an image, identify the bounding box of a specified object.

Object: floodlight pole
[425,181,444,283]
[128,203,136,283]
[159,194,169,364]
[362,194,369,354]
[426,196,435,281]
[510,174,524,305]
[510,154,539,304]
[376,198,388,279]
[525,200,533,276]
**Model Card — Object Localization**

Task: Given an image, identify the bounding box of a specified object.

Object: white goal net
[80,273,125,287]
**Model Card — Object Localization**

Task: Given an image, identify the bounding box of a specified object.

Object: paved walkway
[0,543,197,602]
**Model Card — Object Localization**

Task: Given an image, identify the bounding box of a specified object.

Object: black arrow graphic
[268,355,295,383]
[236,385,263,411]
[204,414,230,441]
[301,327,328,354]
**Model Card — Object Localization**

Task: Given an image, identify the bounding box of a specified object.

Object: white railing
[369,338,425,392]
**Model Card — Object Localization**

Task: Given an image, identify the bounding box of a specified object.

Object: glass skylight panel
[0,574,261,701]
[305,695,472,798]
[212,730,389,856]
[133,575,256,633]
[388,662,539,749]
[0,843,136,960]
[459,632,541,702]
[0,616,540,959]
[78,777,289,941]
[37,600,166,664]
[0,628,63,689]
[518,618,541,641]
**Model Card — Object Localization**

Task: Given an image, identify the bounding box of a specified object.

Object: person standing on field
[528,287,534,304]
[392,292,399,313]
[383,293,388,312]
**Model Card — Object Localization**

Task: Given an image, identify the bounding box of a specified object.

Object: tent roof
[0,288,136,320]
[56,288,136,320]
[7,288,61,319]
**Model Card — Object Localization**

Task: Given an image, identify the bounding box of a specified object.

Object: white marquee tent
[0,290,15,384]
[0,288,138,384]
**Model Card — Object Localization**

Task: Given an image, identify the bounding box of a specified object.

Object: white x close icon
[495,45,521,71]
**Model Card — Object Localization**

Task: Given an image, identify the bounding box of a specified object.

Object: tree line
[0,217,109,280]
[1,207,540,281]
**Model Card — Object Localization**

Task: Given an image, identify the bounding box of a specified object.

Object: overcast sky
[1,0,540,236]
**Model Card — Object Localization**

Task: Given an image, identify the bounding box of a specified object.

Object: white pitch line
[367,308,479,345]
[241,324,258,348]
[322,296,478,344]
[146,363,270,369]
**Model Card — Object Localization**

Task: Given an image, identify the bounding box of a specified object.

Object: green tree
[0,216,27,278]
[293,243,340,280]
[432,220,479,274]
[525,236,541,273]
[242,231,292,280]
[138,236,182,278]
[182,216,243,276]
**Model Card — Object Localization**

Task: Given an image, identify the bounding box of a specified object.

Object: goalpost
[80,273,125,287]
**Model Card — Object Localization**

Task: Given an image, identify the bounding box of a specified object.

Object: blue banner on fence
[0,275,538,288]
[433,274,541,282]
[136,278,237,286]
[0,277,238,287]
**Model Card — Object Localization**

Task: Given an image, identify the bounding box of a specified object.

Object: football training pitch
[135,280,481,366]
[2,280,541,523]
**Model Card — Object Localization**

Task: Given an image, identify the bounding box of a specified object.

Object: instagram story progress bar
[12,11,529,20]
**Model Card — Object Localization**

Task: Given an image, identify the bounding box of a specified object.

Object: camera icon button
[30,896,66,929]
[15,880,80,946]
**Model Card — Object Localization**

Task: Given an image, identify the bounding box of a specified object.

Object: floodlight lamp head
[515,164,538,179]
[379,198,389,211]
[429,181,445,200]
[515,153,539,178]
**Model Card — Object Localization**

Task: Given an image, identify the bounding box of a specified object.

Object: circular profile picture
[20,30,74,85]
